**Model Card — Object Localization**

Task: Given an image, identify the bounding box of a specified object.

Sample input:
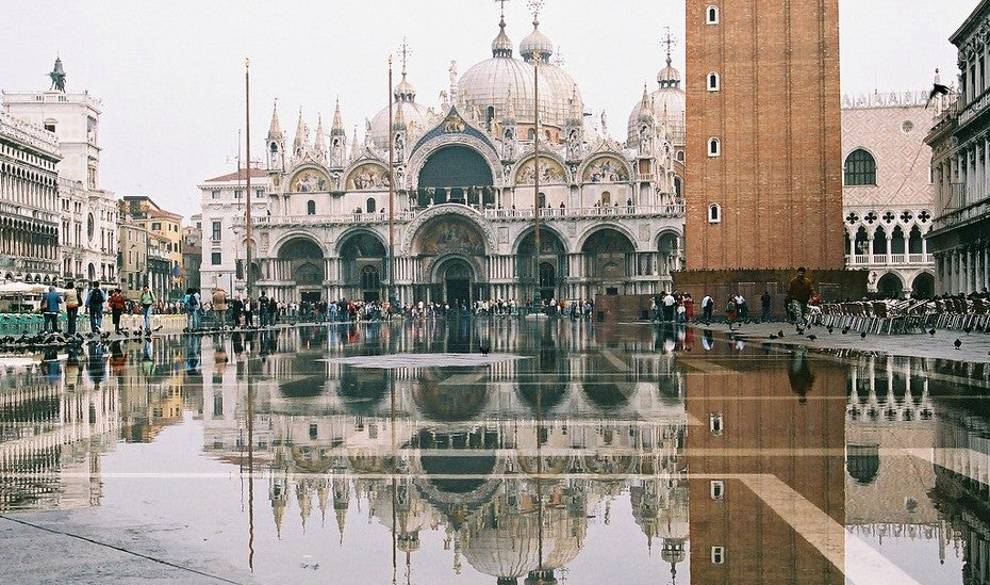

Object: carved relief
[346,163,391,190]
[290,169,331,193]
[582,156,630,183]
[515,157,566,185]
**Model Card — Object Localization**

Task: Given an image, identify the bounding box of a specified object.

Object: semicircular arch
[578,153,633,183]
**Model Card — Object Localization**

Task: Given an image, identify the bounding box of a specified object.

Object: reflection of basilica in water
[6,324,990,583]
[211,6,686,305]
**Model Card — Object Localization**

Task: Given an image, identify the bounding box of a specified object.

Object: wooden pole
[244,58,254,301]
[533,50,541,307]
[388,56,395,307]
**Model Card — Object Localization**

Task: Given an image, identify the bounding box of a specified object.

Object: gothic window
[706,5,720,24]
[673,176,682,197]
[711,546,725,565]
[307,200,316,215]
[708,203,722,224]
[707,72,720,91]
[366,197,376,213]
[710,480,725,501]
[709,412,724,435]
[844,149,877,186]
[708,137,721,157]
[676,150,685,162]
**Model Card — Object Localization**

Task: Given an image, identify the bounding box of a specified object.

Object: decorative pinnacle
[527,0,544,21]
[495,0,509,24]
[398,37,412,78]
[662,26,676,67]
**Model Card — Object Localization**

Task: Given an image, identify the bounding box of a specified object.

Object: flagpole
[533,47,541,309]
[388,55,395,308]
[245,58,254,301]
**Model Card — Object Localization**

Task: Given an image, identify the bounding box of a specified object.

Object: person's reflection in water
[657,324,677,354]
[42,347,60,385]
[702,329,715,351]
[87,342,105,386]
[108,340,126,377]
[231,331,244,356]
[212,335,228,366]
[787,349,816,404]
[185,334,201,375]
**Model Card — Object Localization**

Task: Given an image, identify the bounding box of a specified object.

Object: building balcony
[930,197,990,236]
[846,254,933,267]
[235,204,685,228]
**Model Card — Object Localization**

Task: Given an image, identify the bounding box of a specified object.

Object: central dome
[627,56,685,147]
[458,17,574,129]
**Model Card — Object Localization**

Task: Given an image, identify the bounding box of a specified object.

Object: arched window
[361,265,380,291]
[707,72,720,91]
[538,192,547,208]
[306,200,316,215]
[366,197,376,213]
[708,203,722,224]
[676,150,685,162]
[708,137,721,157]
[844,149,877,186]
[706,5,720,24]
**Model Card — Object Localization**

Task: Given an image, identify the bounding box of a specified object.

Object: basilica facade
[232,13,685,305]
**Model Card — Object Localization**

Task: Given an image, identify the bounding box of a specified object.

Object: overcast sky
[0,0,979,219]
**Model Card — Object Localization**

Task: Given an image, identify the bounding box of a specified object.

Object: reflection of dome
[413,375,489,421]
[338,368,388,415]
[627,54,685,147]
[459,17,571,129]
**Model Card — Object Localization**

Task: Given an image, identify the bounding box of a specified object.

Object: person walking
[662,291,676,322]
[683,294,695,322]
[184,288,201,332]
[139,285,156,334]
[108,289,127,334]
[41,286,62,332]
[258,293,270,327]
[66,283,81,335]
[212,288,228,328]
[230,293,243,328]
[760,291,773,322]
[786,267,817,334]
[86,281,106,334]
[701,294,714,324]
[243,296,254,327]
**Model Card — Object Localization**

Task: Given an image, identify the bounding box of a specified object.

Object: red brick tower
[677,0,860,302]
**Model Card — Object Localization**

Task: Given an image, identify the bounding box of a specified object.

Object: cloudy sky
[0,0,978,218]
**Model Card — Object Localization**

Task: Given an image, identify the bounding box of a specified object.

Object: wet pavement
[1,319,989,584]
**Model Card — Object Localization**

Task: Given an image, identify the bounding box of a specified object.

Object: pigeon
[925,69,951,110]
[769,334,778,340]
[929,328,937,337]
[955,338,963,350]
[827,326,834,335]
[842,326,851,335]
[807,335,818,341]
[479,342,491,356]
[964,326,973,336]
[860,332,867,339]
[777,330,785,338]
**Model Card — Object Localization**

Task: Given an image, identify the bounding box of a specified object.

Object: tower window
[710,480,725,501]
[307,200,316,215]
[711,546,725,565]
[707,72,721,91]
[844,148,877,186]
[706,5,720,24]
[708,204,722,224]
[708,137,721,157]
[709,412,724,434]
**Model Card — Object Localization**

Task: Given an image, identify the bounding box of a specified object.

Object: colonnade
[935,243,990,294]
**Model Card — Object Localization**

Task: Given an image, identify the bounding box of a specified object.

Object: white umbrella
[0,281,35,295]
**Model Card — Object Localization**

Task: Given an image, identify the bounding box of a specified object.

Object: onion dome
[520,18,553,62]
[492,14,514,57]
[627,53,685,147]
[368,68,431,148]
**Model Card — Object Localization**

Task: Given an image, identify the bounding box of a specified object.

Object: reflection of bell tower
[269,473,288,538]
[332,475,350,544]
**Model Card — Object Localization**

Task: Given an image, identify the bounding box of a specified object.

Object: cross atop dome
[657,27,681,88]
[491,0,514,57]
[399,37,412,78]
[661,26,677,68]
[394,37,417,102]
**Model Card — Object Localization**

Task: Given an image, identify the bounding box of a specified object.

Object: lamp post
[529,0,545,311]
[244,58,254,301]
[387,54,396,309]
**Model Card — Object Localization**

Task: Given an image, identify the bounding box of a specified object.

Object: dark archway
[582,228,636,294]
[339,232,387,301]
[911,272,935,299]
[876,273,903,299]
[517,227,567,301]
[278,237,326,300]
[418,146,494,205]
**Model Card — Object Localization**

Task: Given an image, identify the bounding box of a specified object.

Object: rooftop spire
[314,113,327,152]
[267,98,283,141]
[332,97,344,132]
[491,0,513,57]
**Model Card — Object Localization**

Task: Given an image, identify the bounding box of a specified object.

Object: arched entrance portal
[517,228,567,302]
[413,214,489,304]
[417,145,495,208]
[436,258,475,306]
[277,237,325,303]
[581,228,636,297]
[339,232,387,301]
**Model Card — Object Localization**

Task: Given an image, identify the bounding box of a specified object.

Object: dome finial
[662,26,676,68]
[492,0,514,57]
[520,0,552,62]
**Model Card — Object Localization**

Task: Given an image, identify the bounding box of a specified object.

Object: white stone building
[219,12,686,305]
[841,91,937,298]
[0,110,61,283]
[198,167,271,295]
[3,57,118,286]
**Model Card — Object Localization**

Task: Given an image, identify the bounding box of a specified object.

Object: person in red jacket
[108,289,127,334]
